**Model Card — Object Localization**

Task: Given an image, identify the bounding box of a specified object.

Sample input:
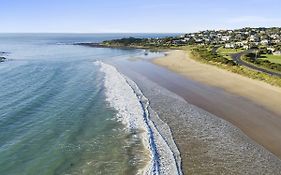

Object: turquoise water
[0,34,172,175]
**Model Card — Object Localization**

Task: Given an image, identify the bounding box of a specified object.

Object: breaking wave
[95,61,182,175]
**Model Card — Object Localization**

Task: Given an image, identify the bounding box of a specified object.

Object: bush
[244,54,281,72]
[103,37,148,46]
[187,46,281,87]
[191,47,237,66]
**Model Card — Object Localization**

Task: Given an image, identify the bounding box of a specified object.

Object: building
[261,39,270,45]
[222,36,231,41]
[273,51,281,55]
[225,43,235,49]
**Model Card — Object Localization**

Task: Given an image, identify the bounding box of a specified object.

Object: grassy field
[217,47,244,54]
[241,55,281,75]
[260,54,281,64]
[185,46,281,87]
[217,47,244,60]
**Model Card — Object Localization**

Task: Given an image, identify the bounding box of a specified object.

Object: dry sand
[115,65,281,174]
[153,50,281,158]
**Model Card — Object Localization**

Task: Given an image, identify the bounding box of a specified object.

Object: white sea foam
[95,61,182,175]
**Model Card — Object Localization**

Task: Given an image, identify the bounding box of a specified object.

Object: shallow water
[113,57,281,175]
[0,34,170,175]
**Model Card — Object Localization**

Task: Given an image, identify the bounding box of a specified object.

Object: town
[97,27,281,87]
[102,27,281,55]
[174,27,281,55]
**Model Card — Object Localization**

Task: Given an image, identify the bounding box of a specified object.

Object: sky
[0,0,281,33]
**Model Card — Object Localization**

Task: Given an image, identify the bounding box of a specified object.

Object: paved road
[211,46,220,54]
[230,50,281,77]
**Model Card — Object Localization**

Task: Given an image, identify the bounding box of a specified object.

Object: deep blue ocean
[0,33,178,175]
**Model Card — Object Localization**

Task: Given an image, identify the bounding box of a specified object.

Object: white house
[273,51,281,55]
[267,47,275,53]
[235,42,244,47]
[195,38,203,43]
[222,36,231,41]
[249,35,259,42]
[182,37,190,42]
[272,39,280,44]
[261,39,269,45]
[225,43,235,49]
[270,34,279,40]
[243,45,249,50]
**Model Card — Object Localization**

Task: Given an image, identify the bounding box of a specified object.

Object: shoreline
[96,61,182,174]
[81,44,281,172]
[77,43,281,87]
[75,42,174,52]
[152,50,281,158]
[75,43,153,50]
[113,60,281,174]
[153,50,281,120]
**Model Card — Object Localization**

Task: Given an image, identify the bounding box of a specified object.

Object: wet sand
[111,59,281,174]
[151,50,281,159]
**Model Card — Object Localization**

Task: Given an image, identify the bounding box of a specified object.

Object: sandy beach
[152,50,281,158]
[153,50,281,115]
[112,58,281,174]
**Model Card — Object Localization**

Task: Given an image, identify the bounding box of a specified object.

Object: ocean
[0,33,180,175]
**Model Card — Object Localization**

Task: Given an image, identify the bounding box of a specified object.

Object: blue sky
[0,0,280,33]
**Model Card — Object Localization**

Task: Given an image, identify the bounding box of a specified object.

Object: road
[211,46,220,54]
[230,50,281,77]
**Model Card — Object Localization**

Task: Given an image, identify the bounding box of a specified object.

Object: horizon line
[0,32,183,34]
[0,26,280,35]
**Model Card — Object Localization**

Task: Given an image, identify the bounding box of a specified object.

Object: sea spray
[95,61,182,175]
[127,78,183,175]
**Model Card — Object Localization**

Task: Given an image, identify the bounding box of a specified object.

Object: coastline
[75,43,173,52]
[113,60,281,174]
[152,50,281,158]
[76,43,153,50]
[153,50,281,115]
[78,44,281,173]
[96,61,182,174]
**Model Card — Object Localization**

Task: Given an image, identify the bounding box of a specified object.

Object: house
[270,34,279,40]
[235,42,244,47]
[272,39,280,44]
[273,51,281,55]
[243,45,249,50]
[172,40,183,44]
[225,43,235,49]
[261,39,269,45]
[222,36,231,41]
[195,38,203,43]
[267,47,275,53]
[249,35,260,42]
[181,38,190,43]
[228,30,233,34]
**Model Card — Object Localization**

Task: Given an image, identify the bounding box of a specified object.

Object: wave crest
[95,61,182,175]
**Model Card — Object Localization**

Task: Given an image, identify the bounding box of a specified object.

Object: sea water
[0,33,179,175]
